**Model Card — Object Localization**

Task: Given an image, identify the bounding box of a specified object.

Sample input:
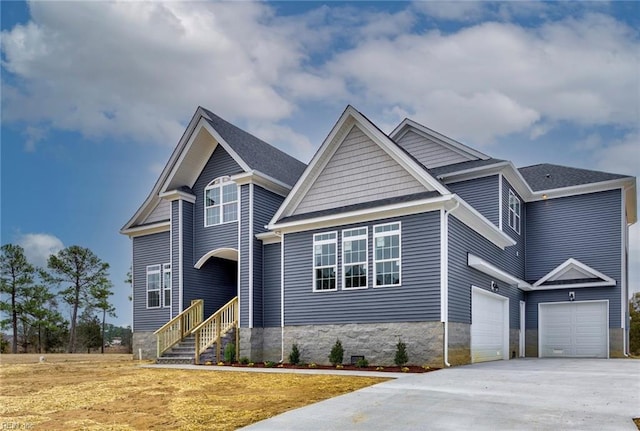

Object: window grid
[343,227,368,289]
[146,264,161,308]
[509,190,521,234]
[313,232,337,292]
[204,178,238,227]
[373,222,401,287]
[162,263,171,308]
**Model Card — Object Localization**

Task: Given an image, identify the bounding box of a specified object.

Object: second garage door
[539,301,608,358]
[471,287,509,363]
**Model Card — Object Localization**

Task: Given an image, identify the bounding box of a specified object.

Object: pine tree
[394,339,408,366]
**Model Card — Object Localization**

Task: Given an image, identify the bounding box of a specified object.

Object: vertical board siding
[283,212,441,325]
[145,199,170,224]
[448,175,500,226]
[171,201,180,316]
[239,185,249,327]
[524,189,622,329]
[192,145,241,261]
[294,125,426,215]
[448,217,525,328]
[263,243,282,327]
[501,177,526,279]
[395,130,473,168]
[133,231,171,331]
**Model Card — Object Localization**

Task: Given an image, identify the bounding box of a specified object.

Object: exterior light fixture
[491,281,498,293]
[542,194,548,200]
[569,291,575,301]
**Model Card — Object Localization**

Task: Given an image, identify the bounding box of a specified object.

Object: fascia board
[269,195,453,233]
[467,253,532,290]
[231,170,292,197]
[533,258,616,288]
[452,196,516,249]
[120,221,170,237]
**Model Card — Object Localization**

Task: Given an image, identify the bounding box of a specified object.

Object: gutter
[443,199,460,368]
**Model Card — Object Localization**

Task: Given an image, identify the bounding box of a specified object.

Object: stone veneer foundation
[132,331,157,360]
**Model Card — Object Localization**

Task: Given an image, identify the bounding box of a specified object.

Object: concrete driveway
[241,359,640,431]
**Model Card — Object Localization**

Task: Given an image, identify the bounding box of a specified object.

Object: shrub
[289,343,301,365]
[394,339,408,366]
[355,357,369,368]
[329,339,344,366]
[239,357,250,365]
[264,361,276,368]
[224,342,236,363]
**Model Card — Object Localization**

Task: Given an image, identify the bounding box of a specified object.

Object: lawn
[0,354,388,430]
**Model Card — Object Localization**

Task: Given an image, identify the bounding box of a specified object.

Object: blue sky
[1,1,638,327]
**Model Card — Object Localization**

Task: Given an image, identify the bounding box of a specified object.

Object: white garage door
[539,301,608,358]
[471,287,509,363]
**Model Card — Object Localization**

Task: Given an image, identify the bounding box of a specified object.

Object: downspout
[443,199,460,368]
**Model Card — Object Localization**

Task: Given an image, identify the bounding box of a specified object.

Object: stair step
[156,356,194,365]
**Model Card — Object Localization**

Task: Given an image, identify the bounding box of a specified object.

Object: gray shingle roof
[201,107,307,187]
[278,191,441,223]
[429,158,507,177]
[518,164,629,191]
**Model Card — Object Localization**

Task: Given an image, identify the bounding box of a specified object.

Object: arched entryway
[191,248,238,317]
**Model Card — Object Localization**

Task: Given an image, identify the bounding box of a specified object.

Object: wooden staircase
[154,297,238,365]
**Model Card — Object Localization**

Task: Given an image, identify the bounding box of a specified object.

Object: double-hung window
[373,222,401,287]
[508,190,521,234]
[204,177,238,226]
[313,232,337,291]
[162,263,171,308]
[343,227,367,289]
[146,265,161,308]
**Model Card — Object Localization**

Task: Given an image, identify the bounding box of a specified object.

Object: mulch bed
[204,362,437,373]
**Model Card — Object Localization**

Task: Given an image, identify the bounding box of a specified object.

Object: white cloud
[17,233,64,268]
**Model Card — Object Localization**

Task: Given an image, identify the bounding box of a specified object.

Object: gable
[293,125,428,216]
[396,130,476,168]
[143,199,171,224]
[533,258,616,289]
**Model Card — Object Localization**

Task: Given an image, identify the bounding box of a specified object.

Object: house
[121,105,636,367]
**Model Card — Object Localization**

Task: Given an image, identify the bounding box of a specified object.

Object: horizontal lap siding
[284,212,441,325]
[263,243,281,327]
[133,232,171,331]
[448,175,500,227]
[501,177,525,279]
[294,125,425,215]
[525,190,622,329]
[240,185,249,327]
[396,131,472,168]
[448,217,524,328]
[145,199,170,224]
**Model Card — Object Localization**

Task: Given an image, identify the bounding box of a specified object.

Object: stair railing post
[194,329,200,365]
[215,314,221,363]
[235,301,239,363]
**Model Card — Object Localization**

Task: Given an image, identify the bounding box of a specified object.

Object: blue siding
[283,212,441,325]
[133,231,171,331]
[448,217,524,328]
[524,189,622,329]
[193,145,241,262]
[263,243,281,327]
[448,175,499,226]
[239,185,249,327]
[501,176,525,279]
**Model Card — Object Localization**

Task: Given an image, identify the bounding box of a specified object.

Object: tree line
[0,243,126,354]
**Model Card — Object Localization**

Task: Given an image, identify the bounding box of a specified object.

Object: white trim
[121,221,170,238]
[471,286,509,362]
[280,232,285,360]
[533,258,616,288]
[389,118,490,160]
[130,241,134,332]
[204,178,239,227]
[341,227,368,290]
[312,231,338,292]
[451,196,516,250]
[256,231,282,244]
[145,264,162,309]
[508,189,521,235]
[468,253,532,290]
[440,209,448,322]
[373,222,402,288]
[178,199,183,312]
[231,170,292,197]
[621,188,627,332]
[237,185,242,327]
[249,183,254,328]
[498,173,503,231]
[438,162,511,182]
[159,189,196,203]
[519,300,525,358]
[169,201,173,317]
[194,248,239,268]
[538,300,609,359]
[162,263,172,309]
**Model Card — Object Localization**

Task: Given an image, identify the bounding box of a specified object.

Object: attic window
[204,177,238,226]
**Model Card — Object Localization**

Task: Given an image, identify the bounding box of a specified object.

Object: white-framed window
[343,227,368,289]
[146,265,161,308]
[313,232,337,292]
[162,263,171,308]
[204,177,238,226]
[373,222,401,287]
[508,190,521,234]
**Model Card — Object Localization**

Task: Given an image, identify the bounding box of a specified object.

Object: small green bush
[355,357,369,368]
[329,339,344,366]
[289,343,301,365]
[395,339,408,366]
[224,342,236,363]
[264,360,276,368]
[239,357,250,365]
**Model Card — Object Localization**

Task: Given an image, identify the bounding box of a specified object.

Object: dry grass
[0,354,387,430]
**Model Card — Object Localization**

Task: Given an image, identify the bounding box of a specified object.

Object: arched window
[204,177,238,226]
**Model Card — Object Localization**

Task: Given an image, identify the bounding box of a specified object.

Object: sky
[1,1,639,328]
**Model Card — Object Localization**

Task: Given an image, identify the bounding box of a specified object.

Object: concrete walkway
[239,358,640,431]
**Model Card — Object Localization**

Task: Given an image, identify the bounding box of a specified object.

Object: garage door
[539,301,608,358]
[471,287,509,363]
